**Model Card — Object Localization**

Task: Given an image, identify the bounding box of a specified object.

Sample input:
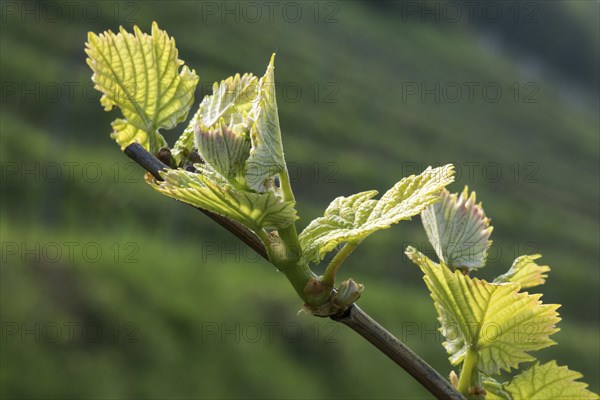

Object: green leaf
[245,54,287,192]
[194,73,257,186]
[148,165,297,231]
[166,56,294,229]
[299,165,455,264]
[299,190,378,263]
[405,248,560,375]
[187,57,285,192]
[196,121,251,188]
[86,22,198,153]
[421,187,492,271]
[197,73,258,131]
[484,362,599,399]
[494,255,550,289]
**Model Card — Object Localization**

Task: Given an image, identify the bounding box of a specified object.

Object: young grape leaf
[299,165,455,264]
[193,73,257,185]
[245,54,287,192]
[483,362,599,399]
[421,187,492,271]
[86,22,198,153]
[148,165,297,231]
[196,121,251,188]
[494,255,550,289]
[405,247,560,375]
[299,190,378,263]
[186,57,285,192]
[197,73,258,130]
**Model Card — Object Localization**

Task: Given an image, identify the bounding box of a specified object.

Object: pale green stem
[457,348,479,396]
[322,242,361,287]
[266,228,325,305]
[269,167,331,305]
[277,167,301,260]
[279,167,296,203]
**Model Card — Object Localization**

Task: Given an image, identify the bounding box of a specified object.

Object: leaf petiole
[322,241,361,288]
[457,349,483,399]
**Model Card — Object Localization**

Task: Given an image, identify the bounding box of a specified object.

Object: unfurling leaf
[197,73,258,130]
[183,55,287,193]
[405,247,560,375]
[192,73,257,183]
[148,165,297,231]
[421,187,492,271]
[484,362,599,399]
[494,254,550,289]
[300,165,455,264]
[154,54,295,232]
[245,54,287,192]
[196,122,251,189]
[86,22,198,153]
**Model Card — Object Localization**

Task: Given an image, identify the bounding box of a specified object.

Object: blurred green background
[1,1,598,398]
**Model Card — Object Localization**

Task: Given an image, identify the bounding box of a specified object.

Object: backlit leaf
[484,362,598,399]
[494,255,550,289]
[148,165,297,231]
[86,22,198,152]
[245,54,287,192]
[299,165,454,264]
[406,247,560,375]
[421,187,492,271]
